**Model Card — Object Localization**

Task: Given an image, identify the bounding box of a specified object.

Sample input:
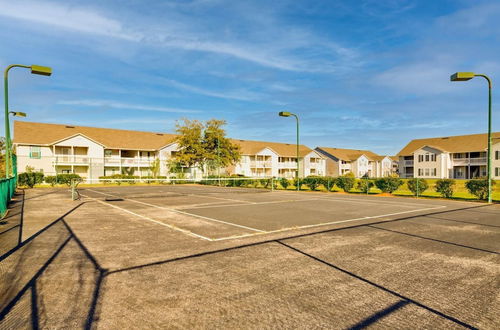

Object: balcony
[53,155,90,165]
[250,161,272,168]
[278,162,297,168]
[452,158,487,166]
[53,156,155,167]
[403,160,414,166]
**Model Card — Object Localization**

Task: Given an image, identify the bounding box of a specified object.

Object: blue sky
[1,0,499,155]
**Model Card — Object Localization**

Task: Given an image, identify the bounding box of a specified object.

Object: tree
[172,118,241,173]
[203,119,241,173]
[303,176,322,191]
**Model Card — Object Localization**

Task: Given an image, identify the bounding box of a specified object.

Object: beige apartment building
[14,121,326,180]
[315,147,397,178]
[231,140,326,178]
[397,132,500,179]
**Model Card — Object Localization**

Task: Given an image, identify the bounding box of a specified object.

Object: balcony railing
[278,162,297,168]
[452,158,487,166]
[404,160,414,166]
[53,156,155,167]
[250,161,272,168]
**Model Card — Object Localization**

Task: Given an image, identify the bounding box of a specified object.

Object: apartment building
[231,140,326,178]
[397,132,500,179]
[14,121,181,180]
[14,121,326,180]
[315,147,397,178]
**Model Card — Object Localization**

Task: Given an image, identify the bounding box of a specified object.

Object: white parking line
[80,193,213,241]
[212,205,447,241]
[86,189,264,233]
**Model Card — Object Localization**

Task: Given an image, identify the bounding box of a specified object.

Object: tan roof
[13,121,177,150]
[316,147,381,161]
[397,132,500,156]
[232,139,314,157]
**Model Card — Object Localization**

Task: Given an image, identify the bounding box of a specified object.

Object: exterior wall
[353,155,371,177]
[16,145,54,174]
[494,142,500,179]
[303,151,326,177]
[413,147,444,179]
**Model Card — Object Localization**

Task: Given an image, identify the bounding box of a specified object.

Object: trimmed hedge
[18,172,44,188]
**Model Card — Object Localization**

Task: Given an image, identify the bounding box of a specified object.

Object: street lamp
[279,111,300,191]
[450,72,493,203]
[4,64,52,177]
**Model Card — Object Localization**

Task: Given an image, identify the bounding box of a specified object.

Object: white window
[29,146,41,159]
[496,151,500,160]
[425,153,429,162]
[425,168,429,176]
[432,168,437,176]
[496,168,500,176]
[430,154,436,161]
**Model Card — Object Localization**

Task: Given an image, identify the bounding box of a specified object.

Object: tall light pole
[450,72,493,203]
[279,111,300,191]
[4,64,52,177]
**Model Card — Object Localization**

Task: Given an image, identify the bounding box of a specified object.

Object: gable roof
[397,132,500,156]
[232,139,313,157]
[316,147,381,162]
[13,121,177,150]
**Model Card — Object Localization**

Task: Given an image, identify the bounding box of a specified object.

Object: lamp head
[450,72,475,81]
[10,111,27,117]
[30,65,52,76]
[279,111,291,117]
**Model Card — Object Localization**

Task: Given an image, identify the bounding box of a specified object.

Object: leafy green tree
[336,173,356,192]
[320,177,336,191]
[465,178,495,200]
[203,119,241,173]
[172,118,241,173]
[407,178,429,196]
[435,179,455,198]
[375,176,403,193]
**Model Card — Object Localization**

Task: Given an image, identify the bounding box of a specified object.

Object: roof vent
[156,133,163,136]
[65,126,75,128]
[240,140,245,142]
[441,137,449,139]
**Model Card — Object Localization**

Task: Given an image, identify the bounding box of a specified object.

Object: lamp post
[279,111,300,191]
[451,72,493,203]
[4,64,52,177]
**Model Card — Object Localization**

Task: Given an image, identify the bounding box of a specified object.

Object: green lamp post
[279,111,300,191]
[4,64,52,177]
[450,72,493,203]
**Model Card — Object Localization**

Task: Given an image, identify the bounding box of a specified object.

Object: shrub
[465,178,495,200]
[336,173,356,192]
[303,176,322,191]
[375,176,403,193]
[56,174,83,187]
[435,179,455,198]
[320,177,336,192]
[279,177,290,190]
[18,172,44,188]
[357,179,374,193]
[293,178,302,190]
[44,176,57,186]
[407,178,429,196]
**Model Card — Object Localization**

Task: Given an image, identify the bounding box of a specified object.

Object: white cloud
[161,79,262,101]
[0,0,140,40]
[0,0,359,72]
[57,99,200,113]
